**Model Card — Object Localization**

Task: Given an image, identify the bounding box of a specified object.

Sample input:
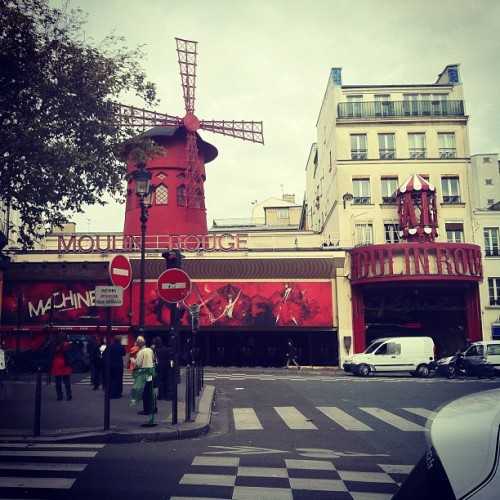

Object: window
[378,133,395,159]
[431,94,448,115]
[483,157,491,164]
[352,178,371,204]
[346,95,363,117]
[484,227,499,256]
[351,134,367,160]
[386,342,401,355]
[465,345,484,357]
[403,94,419,115]
[486,179,493,185]
[355,223,373,245]
[438,133,456,158]
[176,184,186,207]
[375,343,388,355]
[381,177,398,203]
[277,208,289,219]
[489,278,500,306]
[445,222,464,243]
[487,344,500,355]
[488,199,495,205]
[441,176,461,203]
[408,133,426,159]
[154,184,168,205]
[193,188,203,209]
[375,94,392,116]
[384,223,400,243]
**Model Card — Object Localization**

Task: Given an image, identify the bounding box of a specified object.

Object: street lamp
[133,162,152,333]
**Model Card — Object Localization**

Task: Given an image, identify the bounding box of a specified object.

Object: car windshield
[364,341,384,354]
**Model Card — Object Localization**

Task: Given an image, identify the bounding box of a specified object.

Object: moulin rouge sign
[351,243,483,284]
[57,233,249,254]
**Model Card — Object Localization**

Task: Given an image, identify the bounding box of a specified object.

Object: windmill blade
[185,130,202,208]
[200,120,264,144]
[176,37,198,114]
[112,103,182,129]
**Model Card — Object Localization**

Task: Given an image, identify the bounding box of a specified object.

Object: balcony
[442,195,461,204]
[379,149,395,160]
[353,196,371,205]
[338,100,464,119]
[351,150,367,160]
[409,148,426,159]
[382,196,397,204]
[439,148,457,159]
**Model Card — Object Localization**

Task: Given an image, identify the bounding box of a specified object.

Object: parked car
[393,388,500,499]
[343,336,435,377]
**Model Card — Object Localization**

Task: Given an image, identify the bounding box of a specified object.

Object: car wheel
[358,364,370,377]
[416,364,430,378]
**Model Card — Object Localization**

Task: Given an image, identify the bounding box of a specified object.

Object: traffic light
[162,249,183,269]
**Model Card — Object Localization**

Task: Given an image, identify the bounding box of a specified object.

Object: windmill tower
[118,38,264,239]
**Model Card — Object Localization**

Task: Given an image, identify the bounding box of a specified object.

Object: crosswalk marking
[317,406,373,431]
[0,450,98,458]
[274,407,318,430]
[0,442,104,498]
[360,407,424,431]
[0,477,76,489]
[402,407,436,419]
[0,462,87,472]
[233,408,263,430]
[179,473,236,487]
[0,443,105,449]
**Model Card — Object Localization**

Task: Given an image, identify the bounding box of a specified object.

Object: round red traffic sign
[109,255,132,289]
[157,268,192,303]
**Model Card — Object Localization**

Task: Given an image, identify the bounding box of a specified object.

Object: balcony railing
[442,195,461,204]
[409,148,426,159]
[379,149,395,159]
[439,148,457,159]
[353,196,371,205]
[351,150,367,160]
[338,100,464,119]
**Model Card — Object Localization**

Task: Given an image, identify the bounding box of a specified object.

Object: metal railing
[409,148,426,159]
[338,100,464,119]
[379,149,395,159]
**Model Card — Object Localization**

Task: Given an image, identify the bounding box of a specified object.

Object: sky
[64,0,500,233]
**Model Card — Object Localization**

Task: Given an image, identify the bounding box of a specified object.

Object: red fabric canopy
[398,174,435,193]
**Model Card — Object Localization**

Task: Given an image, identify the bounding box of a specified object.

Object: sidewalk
[0,371,215,443]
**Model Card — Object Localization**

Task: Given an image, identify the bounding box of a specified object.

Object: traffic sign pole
[103,255,132,432]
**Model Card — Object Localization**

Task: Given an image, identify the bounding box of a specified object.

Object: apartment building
[305,64,483,358]
[470,153,500,340]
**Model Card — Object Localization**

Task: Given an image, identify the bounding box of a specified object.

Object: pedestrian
[107,335,125,399]
[134,336,156,415]
[87,336,100,390]
[50,334,73,401]
[128,338,140,371]
[286,338,300,370]
[94,337,107,389]
[152,336,170,400]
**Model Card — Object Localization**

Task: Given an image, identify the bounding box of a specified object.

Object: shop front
[0,255,342,366]
[350,242,483,357]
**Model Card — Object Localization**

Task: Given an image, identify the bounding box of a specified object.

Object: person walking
[50,334,73,401]
[134,336,156,415]
[107,336,125,399]
[286,339,300,370]
[152,336,170,400]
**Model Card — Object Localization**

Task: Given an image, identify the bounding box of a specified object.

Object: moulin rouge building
[0,55,488,366]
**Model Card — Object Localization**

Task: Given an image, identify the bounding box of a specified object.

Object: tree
[0,0,159,246]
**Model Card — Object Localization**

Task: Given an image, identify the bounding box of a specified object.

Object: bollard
[33,367,42,437]
[172,361,178,425]
[184,366,191,422]
[192,366,197,412]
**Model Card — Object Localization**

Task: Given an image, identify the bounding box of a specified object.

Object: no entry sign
[157,269,192,303]
[109,255,132,289]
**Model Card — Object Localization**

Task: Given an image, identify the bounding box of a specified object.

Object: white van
[343,336,435,377]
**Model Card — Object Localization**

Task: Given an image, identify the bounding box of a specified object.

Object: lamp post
[132,162,152,333]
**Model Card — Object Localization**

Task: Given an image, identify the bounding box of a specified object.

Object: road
[1,369,499,500]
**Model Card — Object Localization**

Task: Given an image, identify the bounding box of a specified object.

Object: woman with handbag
[50,334,73,401]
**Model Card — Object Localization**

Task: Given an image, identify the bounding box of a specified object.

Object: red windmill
[118,37,264,239]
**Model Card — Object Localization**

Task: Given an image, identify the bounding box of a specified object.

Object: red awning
[398,174,435,193]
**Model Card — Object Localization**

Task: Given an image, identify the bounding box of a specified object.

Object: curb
[0,385,215,444]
